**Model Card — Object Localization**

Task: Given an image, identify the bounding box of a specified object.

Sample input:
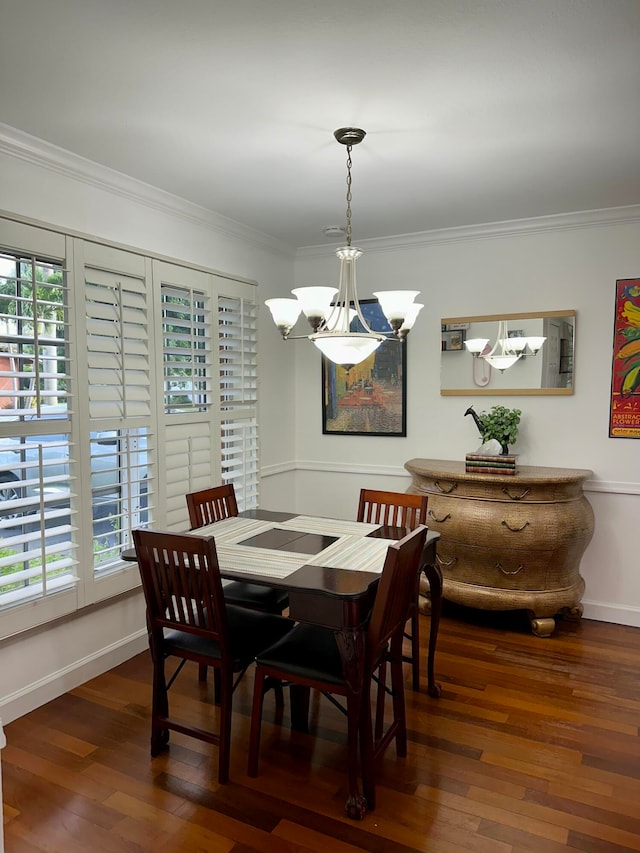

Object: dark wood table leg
[422,559,443,698]
[335,626,368,820]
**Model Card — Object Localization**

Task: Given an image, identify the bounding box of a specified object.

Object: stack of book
[465,453,518,475]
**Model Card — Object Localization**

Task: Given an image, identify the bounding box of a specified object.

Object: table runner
[278,515,380,537]
[192,514,394,580]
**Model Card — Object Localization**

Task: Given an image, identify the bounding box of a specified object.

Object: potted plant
[464,405,521,455]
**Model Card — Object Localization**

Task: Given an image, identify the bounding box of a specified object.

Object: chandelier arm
[347,258,375,335]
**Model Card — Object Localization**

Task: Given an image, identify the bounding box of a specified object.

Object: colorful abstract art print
[609,277,640,438]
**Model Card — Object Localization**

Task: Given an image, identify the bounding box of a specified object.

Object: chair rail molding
[263,461,638,496]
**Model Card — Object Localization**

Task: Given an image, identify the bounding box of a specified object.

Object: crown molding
[297,204,640,259]
[4,123,638,263]
[0,123,294,259]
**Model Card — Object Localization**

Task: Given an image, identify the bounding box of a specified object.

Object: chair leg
[359,680,376,811]
[390,640,407,758]
[289,684,311,733]
[274,681,285,711]
[410,604,420,690]
[247,667,267,777]
[198,663,207,682]
[150,653,170,756]
[374,658,387,743]
[213,668,222,706]
[217,667,234,784]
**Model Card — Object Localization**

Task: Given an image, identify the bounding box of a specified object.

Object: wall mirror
[440,310,575,395]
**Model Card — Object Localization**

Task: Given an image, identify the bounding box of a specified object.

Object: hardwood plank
[5,610,640,852]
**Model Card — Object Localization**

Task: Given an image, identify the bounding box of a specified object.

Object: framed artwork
[448,332,463,351]
[609,277,640,438]
[321,299,407,436]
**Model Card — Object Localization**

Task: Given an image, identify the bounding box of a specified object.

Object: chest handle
[502,487,530,501]
[434,480,457,494]
[428,509,452,523]
[501,519,530,533]
[497,562,524,576]
[436,554,458,568]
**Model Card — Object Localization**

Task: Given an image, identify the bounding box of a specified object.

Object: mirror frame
[440,309,576,396]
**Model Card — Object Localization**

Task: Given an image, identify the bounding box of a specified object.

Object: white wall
[284,212,640,627]
[0,127,297,722]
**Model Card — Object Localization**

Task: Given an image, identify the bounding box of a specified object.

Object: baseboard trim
[1,602,637,727]
[0,629,148,725]
[581,601,640,628]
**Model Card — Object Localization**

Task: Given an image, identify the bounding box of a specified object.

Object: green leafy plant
[465,405,521,454]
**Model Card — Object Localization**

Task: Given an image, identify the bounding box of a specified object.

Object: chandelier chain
[345,144,353,247]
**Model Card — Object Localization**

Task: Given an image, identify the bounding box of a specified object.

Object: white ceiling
[2,0,640,249]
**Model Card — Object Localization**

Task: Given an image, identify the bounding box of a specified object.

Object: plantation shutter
[161,282,212,414]
[218,291,259,510]
[153,261,216,530]
[163,421,214,528]
[79,245,154,582]
[85,266,151,421]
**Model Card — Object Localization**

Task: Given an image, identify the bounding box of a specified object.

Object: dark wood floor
[4,604,640,852]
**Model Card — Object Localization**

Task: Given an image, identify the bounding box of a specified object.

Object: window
[0,218,258,639]
[161,283,211,414]
[0,243,77,615]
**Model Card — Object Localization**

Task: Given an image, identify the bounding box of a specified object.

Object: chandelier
[464,319,546,372]
[265,127,422,369]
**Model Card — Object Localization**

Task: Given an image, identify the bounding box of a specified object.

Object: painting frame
[321,299,407,437]
[609,277,640,438]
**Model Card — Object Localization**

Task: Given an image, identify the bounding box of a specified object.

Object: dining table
[125,508,441,819]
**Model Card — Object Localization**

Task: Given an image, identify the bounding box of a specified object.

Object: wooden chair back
[186,484,238,529]
[133,528,230,662]
[357,488,428,530]
[366,525,428,667]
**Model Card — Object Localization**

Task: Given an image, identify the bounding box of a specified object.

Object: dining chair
[133,527,293,783]
[247,525,428,811]
[186,484,289,617]
[357,488,428,690]
[186,484,289,695]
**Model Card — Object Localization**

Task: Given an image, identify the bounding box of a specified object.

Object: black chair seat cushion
[223,580,289,613]
[164,606,294,670]
[256,622,346,686]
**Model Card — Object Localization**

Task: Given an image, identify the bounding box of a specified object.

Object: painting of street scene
[322,300,406,436]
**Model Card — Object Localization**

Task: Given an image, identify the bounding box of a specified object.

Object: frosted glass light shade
[399,303,423,332]
[525,336,546,354]
[373,290,420,322]
[483,353,521,371]
[310,333,384,366]
[502,337,527,352]
[465,338,490,355]
[291,287,338,320]
[265,298,301,331]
